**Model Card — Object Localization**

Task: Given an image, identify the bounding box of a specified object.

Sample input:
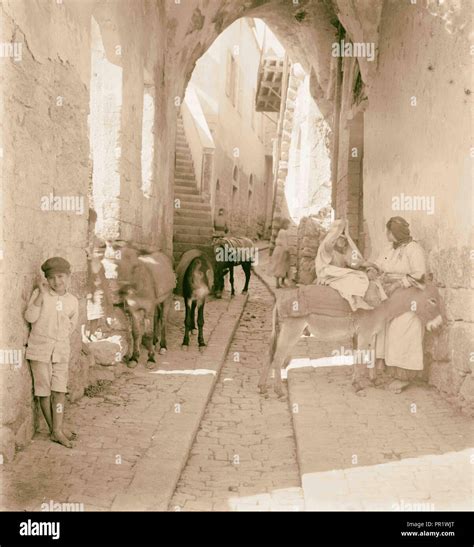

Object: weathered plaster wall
[0,0,169,461]
[92,0,170,253]
[361,1,472,409]
[0,0,92,460]
[189,17,272,238]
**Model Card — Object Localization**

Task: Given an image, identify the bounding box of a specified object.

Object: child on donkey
[25,257,79,448]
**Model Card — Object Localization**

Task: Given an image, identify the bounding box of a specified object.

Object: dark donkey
[176,250,214,351]
[213,236,255,298]
[105,241,176,367]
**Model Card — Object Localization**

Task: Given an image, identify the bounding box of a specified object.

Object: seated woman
[367,216,427,393]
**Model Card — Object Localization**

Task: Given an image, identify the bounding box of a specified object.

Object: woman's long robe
[374,241,427,371]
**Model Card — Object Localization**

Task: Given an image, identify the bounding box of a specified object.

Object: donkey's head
[356,275,445,352]
[105,240,140,287]
[387,276,445,331]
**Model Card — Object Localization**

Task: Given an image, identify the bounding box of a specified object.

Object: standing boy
[25,257,79,448]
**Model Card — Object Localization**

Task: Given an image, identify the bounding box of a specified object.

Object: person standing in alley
[269,217,291,289]
[214,208,229,237]
[25,257,79,448]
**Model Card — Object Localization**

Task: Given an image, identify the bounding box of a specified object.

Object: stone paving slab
[1,287,247,512]
[253,247,474,512]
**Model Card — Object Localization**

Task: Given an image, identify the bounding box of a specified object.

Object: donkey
[213,236,255,298]
[105,241,175,368]
[180,254,214,350]
[258,279,445,397]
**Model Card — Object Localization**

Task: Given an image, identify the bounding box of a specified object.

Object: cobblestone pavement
[1,286,247,512]
[170,277,304,511]
[254,247,473,512]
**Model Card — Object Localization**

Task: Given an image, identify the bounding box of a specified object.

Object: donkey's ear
[408,274,426,290]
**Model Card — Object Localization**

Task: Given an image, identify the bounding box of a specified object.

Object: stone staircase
[173,115,214,266]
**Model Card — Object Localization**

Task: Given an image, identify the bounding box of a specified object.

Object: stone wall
[212,143,268,240]
[0,0,169,461]
[0,0,93,460]
[334,0,473,410]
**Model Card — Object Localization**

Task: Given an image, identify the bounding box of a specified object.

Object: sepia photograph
[0,0,472,544]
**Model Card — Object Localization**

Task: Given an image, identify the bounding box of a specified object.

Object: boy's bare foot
[51,431,73,448]
[63,427,77,440]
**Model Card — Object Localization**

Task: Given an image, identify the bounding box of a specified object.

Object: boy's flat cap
[41,257,71,276]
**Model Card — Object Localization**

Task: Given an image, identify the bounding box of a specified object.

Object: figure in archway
[268,218,291,289]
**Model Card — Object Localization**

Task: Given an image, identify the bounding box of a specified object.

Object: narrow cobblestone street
[170,278,304,511]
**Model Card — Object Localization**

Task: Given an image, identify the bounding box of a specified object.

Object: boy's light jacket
[25,288,79,363]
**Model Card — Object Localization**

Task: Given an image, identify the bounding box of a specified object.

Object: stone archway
[163,1,383,250]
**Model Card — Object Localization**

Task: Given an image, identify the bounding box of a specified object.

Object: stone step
[174,182,200,196]
[175,174,195,182]
[175,168,193,176]
[175,155,192,164]
[175,173,195,181]
[174,186,199,195]
[175,143,190,151]
[174,178,198,191]
[175,209,212,219]
[174,192,205,203]
[176,158,193,167]
[174,201,211,212]
[174,207,211,217]
[174,214,212,226]
[175,169,195,178]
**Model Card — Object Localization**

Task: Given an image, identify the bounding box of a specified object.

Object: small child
[269,218,291,288]
[25,257,79,448]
